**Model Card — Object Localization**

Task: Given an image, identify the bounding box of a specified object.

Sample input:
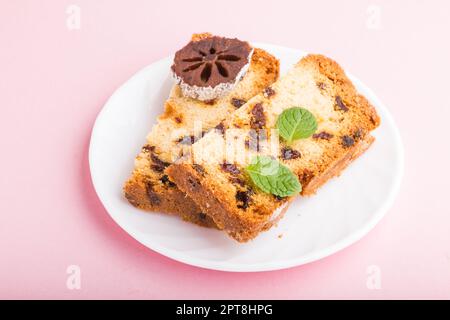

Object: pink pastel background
[1,0,449,299]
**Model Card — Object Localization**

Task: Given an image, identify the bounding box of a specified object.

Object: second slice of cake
[123,33,279,227]
[167,54,380,241]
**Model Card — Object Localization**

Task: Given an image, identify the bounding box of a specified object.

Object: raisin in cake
[123,33,279,227]
[167,54,380,240]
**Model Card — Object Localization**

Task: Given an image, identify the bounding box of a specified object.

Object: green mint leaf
[276,107,317,143]
[246,156,302,197]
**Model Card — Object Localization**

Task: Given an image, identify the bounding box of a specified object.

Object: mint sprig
[245,156,301,197]
[276,107,317,143]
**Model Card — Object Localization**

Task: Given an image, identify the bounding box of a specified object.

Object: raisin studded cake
[123,33,279,227]
[167,54,380,241]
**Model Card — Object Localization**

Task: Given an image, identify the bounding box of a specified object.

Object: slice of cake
[123,33,279,227]
[167,54,380,241]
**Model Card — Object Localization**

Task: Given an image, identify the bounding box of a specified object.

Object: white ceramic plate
[89,43,403,272]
